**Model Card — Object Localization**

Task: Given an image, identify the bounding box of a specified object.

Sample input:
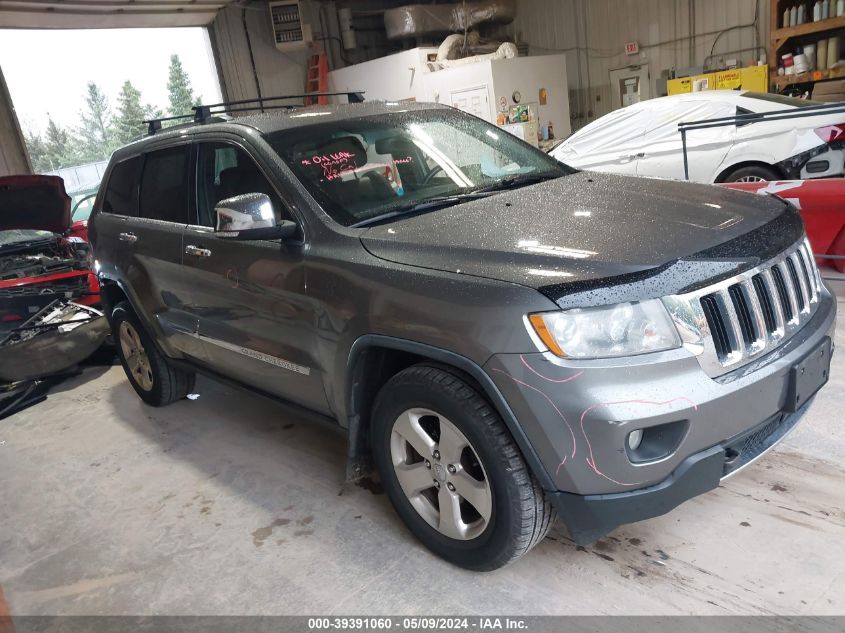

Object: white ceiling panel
[0,0,233,28]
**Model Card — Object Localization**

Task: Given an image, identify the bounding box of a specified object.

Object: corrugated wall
[511,0,769,129]
[211,0,409,105]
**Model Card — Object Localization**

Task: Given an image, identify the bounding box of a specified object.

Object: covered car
[551,91,845,183]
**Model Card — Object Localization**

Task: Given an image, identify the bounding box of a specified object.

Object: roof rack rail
[192,91,365,120]
[143,114,194,136]
[142,91,365,136]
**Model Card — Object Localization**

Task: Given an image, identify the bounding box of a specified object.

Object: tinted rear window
[139,146,190,223]
[102,156,141,216]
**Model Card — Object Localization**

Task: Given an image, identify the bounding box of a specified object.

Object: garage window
[139,146,190,223]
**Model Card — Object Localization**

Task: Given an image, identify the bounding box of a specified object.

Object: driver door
[180,138,330,414]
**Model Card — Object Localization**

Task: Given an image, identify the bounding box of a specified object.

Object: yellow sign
[716,69,742,89]
[667,65,768,96]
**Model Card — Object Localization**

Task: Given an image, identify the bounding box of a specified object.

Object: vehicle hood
[0,175,71,234]
[360,172,799,297]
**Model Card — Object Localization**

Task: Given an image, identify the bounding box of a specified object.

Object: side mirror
[214,193,298,240]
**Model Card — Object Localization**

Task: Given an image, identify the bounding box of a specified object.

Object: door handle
[118,232,137,243]
[634,152,646,158]
[185,245,212,258]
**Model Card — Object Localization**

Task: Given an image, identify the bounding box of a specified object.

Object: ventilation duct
[384,0,516,40]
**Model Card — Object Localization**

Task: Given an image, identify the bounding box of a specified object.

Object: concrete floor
[1,299,843,616]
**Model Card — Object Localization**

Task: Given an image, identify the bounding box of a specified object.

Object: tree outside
[19,54,203,173]
[78,82,112,163]
[167,54,201,117]
[112,80,148,147]
[43,117,78,171]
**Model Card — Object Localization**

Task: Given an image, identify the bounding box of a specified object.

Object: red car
[721,179,845,273]
[0,175,100,326]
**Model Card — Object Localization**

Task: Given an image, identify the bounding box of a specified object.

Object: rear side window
[102,156,141,216]
[139,146,190,223]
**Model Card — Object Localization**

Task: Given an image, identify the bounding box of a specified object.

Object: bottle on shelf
[818,37,829,70]
[822,0,830,19]
[798,2,806,23]
[837,0,845,17]
[814,0,822,20]
[791,4,799,24]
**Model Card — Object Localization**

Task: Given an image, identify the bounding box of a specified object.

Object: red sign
[625,41,639,55]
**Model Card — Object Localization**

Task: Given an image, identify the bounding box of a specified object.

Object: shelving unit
[769,1,845,92]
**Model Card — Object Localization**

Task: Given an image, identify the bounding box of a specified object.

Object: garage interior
[1,0,845,619]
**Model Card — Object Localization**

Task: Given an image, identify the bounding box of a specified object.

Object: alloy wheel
[390,407,492,540]
[118,321,154,391]
[736,175,767,182]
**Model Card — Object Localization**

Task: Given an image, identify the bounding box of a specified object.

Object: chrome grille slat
[796,245,817,303]
[776,261,800,324]
[719,288,746,359]
[741,279,767,355]
[787,254,809,313]
[760,269,786,338]
[663,238,824,378]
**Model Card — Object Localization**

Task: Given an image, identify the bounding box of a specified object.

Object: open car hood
[0,175,71,234]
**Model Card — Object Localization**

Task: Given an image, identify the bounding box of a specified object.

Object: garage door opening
[0,27,222,200]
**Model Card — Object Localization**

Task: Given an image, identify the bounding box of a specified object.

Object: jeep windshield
[266,109,573,227]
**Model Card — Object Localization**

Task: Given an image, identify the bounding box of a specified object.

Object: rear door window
[139,146,191,223]
[102,156,142,216]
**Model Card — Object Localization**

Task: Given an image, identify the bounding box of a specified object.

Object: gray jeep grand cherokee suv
[90,100,836,570]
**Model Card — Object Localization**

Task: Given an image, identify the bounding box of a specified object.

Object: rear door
[94,142,202,359]
[179,137,330,414]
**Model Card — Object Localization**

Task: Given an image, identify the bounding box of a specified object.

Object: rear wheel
[111,302,195,406]
[722,165,781,183]
[371,364,555,570]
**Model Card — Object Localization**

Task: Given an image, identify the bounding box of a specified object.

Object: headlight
[528,299,681,359]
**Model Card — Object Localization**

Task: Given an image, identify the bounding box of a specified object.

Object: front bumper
[484,287,836,543]
[550,398,815,544]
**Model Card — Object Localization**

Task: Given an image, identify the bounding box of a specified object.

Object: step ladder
[305,53,329,105]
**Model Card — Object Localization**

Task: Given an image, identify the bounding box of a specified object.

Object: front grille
[664,238,823,377]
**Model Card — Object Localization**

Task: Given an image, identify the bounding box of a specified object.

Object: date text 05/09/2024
[307,617,529,630]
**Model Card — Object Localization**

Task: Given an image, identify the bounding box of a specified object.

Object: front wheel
[111,301,195,407]
[371,365,556,570]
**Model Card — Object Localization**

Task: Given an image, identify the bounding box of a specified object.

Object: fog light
[627,429,643,451]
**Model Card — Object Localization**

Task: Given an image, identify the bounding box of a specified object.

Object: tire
[722,165,781,183]
[110,301,195,407]
[371,364,556,571]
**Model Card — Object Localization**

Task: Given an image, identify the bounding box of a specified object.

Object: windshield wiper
[471,172,563,194]
[351,191,495,228]
[350,173,564,229]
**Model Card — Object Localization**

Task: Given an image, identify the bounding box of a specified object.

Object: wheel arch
[714,160,785,183]
[98,277,130,315]
[344,335,557,491]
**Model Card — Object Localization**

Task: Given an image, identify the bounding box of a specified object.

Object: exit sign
[625,41,639,55]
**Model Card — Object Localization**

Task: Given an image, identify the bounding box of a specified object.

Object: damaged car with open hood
[90,100,836,570]
[0,175,108,386]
